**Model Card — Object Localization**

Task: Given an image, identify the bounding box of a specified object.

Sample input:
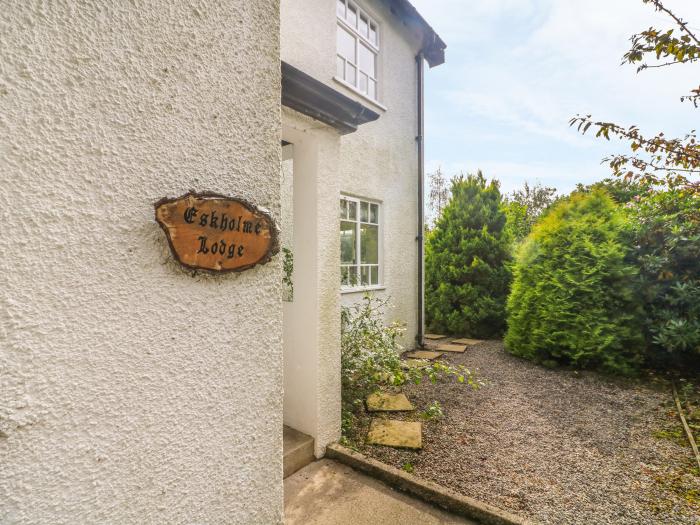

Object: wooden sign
[155,192,278,273]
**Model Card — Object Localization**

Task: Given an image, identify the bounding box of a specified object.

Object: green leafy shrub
[420,401,444,421]
[575,177,652,205]
[425,172,512,338]
[505,190,645,375]
[629,189,700,368]
[282,247,293,302]
[341,295,480,437]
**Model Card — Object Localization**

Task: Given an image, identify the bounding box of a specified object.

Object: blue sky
[411,0,700,195]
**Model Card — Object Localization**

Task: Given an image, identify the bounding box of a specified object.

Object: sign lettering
[155,192,278,272]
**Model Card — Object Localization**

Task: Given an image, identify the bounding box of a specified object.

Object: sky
[411,0,700,195]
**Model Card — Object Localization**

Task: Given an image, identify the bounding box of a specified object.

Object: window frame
[340,195,383,292]
[336,0,379,102]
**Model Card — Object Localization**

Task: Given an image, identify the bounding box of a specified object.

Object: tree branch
[646,0,700,45]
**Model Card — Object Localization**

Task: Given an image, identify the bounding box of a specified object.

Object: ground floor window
[340,196,380,288]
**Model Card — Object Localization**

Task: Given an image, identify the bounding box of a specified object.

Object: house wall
[0,2,283,524]
[282,0,423,348]
[281,109,342,457]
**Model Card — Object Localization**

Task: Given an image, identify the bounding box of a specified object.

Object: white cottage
[1,1,444,523]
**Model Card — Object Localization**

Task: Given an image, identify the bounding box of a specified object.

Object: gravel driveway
[356,340,700,525]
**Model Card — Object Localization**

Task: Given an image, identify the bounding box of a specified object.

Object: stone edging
[326,443,538,525]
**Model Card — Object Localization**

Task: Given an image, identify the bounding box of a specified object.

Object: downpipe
[416,52,425,348]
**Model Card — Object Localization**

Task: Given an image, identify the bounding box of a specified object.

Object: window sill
[341,285,386,295]
[333,77,388,112]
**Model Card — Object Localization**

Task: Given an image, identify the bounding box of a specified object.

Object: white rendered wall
[1,2,282,524]
[282,0,423,348]
[282,109,342,457]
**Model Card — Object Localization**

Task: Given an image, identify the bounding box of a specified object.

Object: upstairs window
[340,196,381,289]
[336,0,379,101]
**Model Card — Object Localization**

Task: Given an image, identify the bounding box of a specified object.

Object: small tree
[503,181,557,243]
[505,190,645,375]
[428,167,450,225]
[425,171,511,338]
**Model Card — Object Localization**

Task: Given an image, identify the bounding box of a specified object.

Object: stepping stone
[402,359,430,370]
[424,333,447,340]
[366,419,422,449]
[404,350,443,360]
[436,343,467,353]
[366,392,415,412]
[452,338,483,345]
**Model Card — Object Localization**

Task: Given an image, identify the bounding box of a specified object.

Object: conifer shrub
[425,172,511,338]
[505,190,645,375]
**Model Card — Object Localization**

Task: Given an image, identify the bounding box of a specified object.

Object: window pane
[337,55,345,78]
[351,266,359,286]
[368,79,376,100]
[337,0,345,17]
[360,266,370,286]
[370,203,378,223]
[337,26,356,62]
[341,221,356,264]
[359,44,375,77]
[342,265,358,286]
[360,201,368,222]
[369,24,377,45]
[340,199,347,219]
[360,224,378,264]
[359,72,368,93]
[359,15,369,38]
[346,63,356,86]
[370,266,378,285]
[348,200,357,220]
[347,3,357,27]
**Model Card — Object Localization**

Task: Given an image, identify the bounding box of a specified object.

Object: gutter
[281,61,380,135]
[416,52,425,348]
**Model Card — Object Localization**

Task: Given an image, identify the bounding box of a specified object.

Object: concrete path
[284,459,476,525]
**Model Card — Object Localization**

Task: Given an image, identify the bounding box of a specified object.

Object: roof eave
[387,0,446,67]
[281,61,380,135]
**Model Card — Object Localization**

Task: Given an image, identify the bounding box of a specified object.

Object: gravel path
[357,340,700,525]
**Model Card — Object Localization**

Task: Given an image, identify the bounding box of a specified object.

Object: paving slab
[404,350,443,360]
[452,338,484,345]
[284,459,476,525]
[367,419,422,449]
[366,392,415,412]
[424,333,447,340]
[436,343,467,353]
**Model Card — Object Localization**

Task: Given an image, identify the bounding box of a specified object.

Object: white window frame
[336,0,379,102]
[340,195,383,292]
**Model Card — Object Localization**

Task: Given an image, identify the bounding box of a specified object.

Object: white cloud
[413,0,700,195]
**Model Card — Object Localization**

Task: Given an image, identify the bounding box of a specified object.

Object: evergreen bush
[425,172,511,338]
[629,189,700,369]
[505,190,644,375]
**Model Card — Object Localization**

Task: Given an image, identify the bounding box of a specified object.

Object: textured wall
[282,0,423,348]
[0,2,282,524]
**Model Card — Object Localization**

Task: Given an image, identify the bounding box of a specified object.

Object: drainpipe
[416,52,425,348]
